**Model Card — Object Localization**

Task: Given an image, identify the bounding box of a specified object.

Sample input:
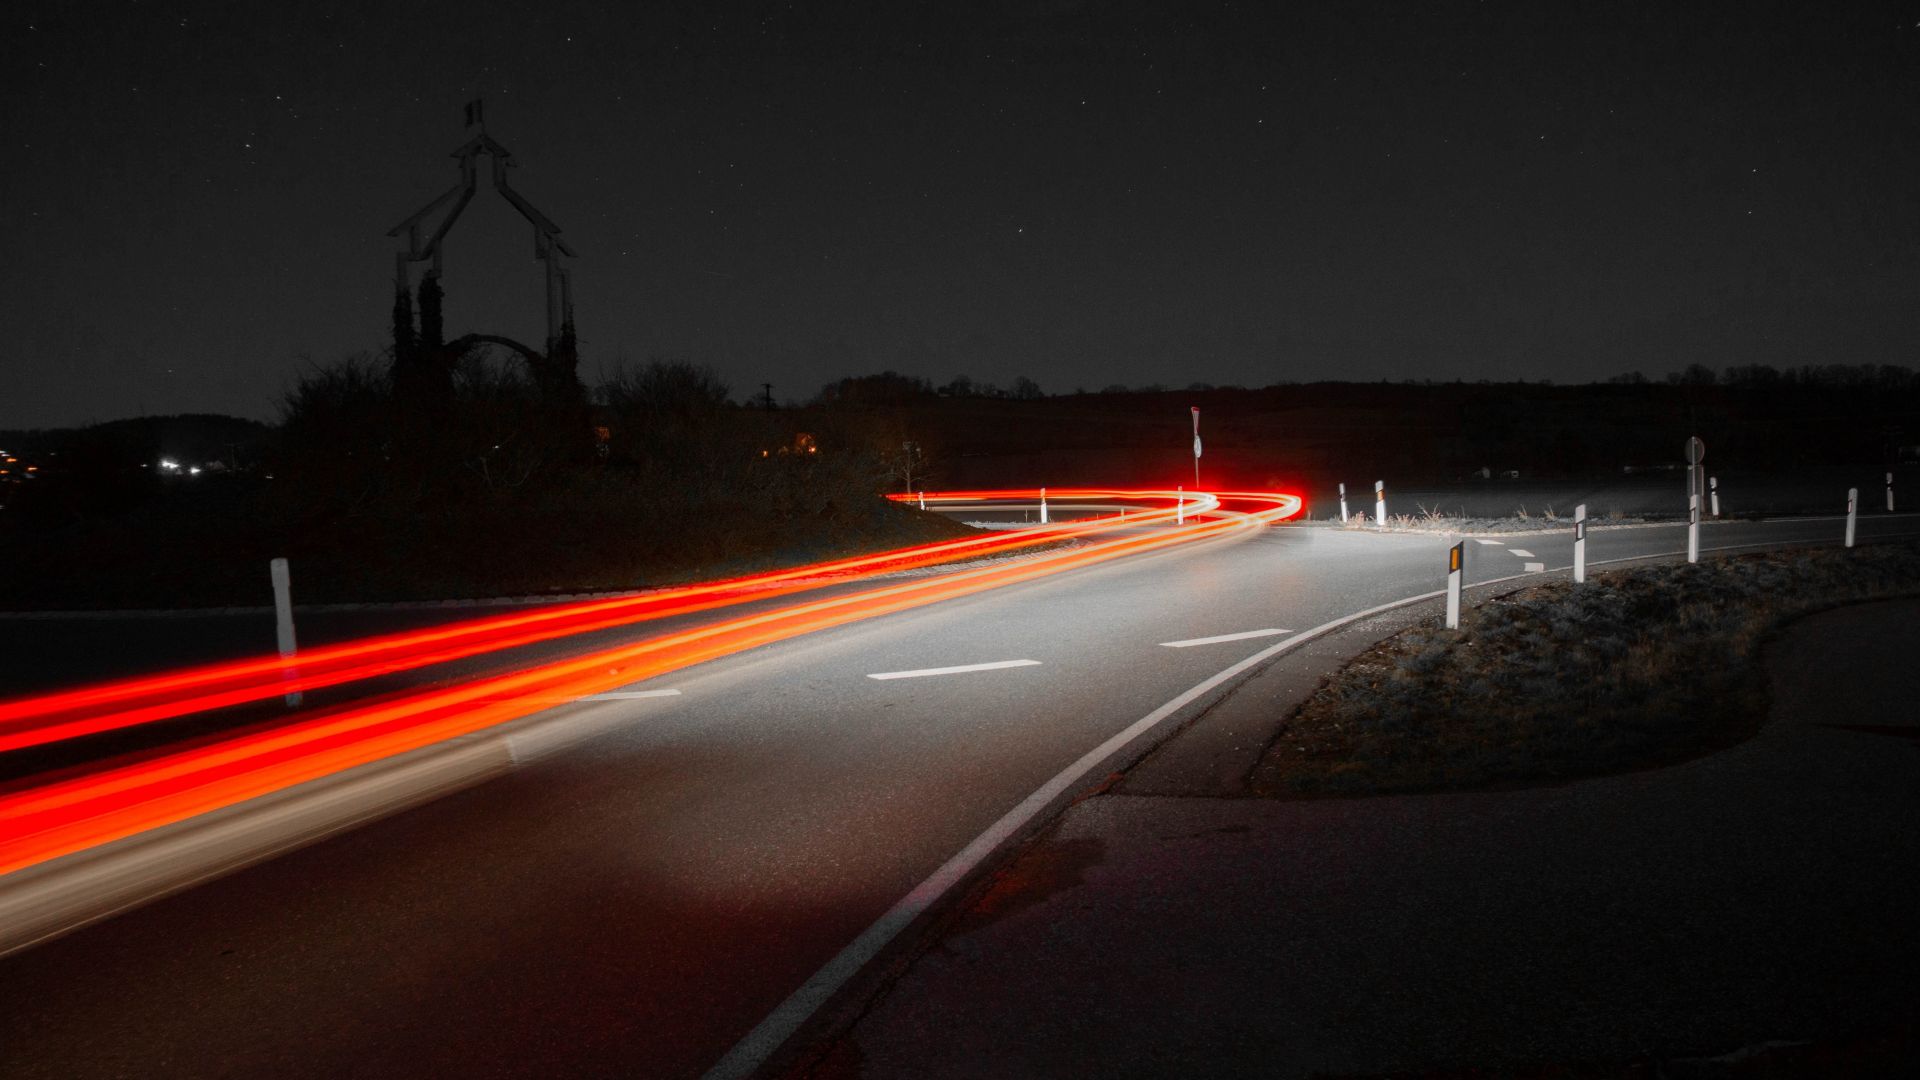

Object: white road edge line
[1159,628,1293,648]
[1508,549,1535,558]
[705,587,1481,1080]
[866,659,1041,680]
[703,529,1920,1080]
[1474,539,1505,546]
[1524,562,1545,572]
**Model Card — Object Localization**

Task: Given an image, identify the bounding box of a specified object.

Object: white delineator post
[1338,482,1348,523]
[917,491,925,510]
[1709,476,1720,518]
[1374,480,1386,529]
[1445,541,1464,630]
[1687,493,1701,564]
[1573,503,1587,584]
[1039,487,1049,525]
[270,557,302,708]
[1846,487,1858,547]
[1888,472,1896,513]
[1176,485,1184,525]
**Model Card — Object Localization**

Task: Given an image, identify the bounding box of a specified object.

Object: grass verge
[1249,542,1920,798]
[1339,506,1660,534]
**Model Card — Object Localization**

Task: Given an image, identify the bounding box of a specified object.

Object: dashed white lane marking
[867,659,1042,680]
[578,689,683,701]
[1159,628,1294,648]
[1474,539,1505,546]
[1508,549,1535,558]
[1524,562,1545,572]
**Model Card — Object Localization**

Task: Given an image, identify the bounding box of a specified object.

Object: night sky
[6,0,1919,428]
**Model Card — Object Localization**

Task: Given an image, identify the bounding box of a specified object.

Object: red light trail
[0,489,1299,876]
[0,491,1192,754]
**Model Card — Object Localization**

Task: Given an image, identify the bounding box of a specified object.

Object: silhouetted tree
[815,371,933,407]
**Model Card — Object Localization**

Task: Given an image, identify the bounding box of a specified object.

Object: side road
[793,598,1920,1077]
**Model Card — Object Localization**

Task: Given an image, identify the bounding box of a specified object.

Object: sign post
[1374,480,1386,529]
[1846,487,1858,547]
[1338,482,1348,523]
[1445,542,1464,629]
[1685,436,1706,501]
[1190,407,1201,490]
[1573,503,1587,584]
[270,557,302,708]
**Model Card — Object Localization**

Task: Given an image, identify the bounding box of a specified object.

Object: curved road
[0,507,1915,1078]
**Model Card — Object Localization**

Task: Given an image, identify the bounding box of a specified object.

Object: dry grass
[1340,506,1652,534]
[1249,543,1920,798]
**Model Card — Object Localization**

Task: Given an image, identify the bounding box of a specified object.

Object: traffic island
[1249,542,1920,798]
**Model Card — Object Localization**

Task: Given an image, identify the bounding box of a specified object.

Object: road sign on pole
[1846,487,1858,547]
[1685,436,1707,524]
[1573,503,1587,584]
[1190,407,1201,489]
[1445,542,1464,629]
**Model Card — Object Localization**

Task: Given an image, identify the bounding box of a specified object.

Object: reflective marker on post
[1374,480,1386,529]
[1445,541,1464,629]
[1888,472,1896,513]
[1709,476,1720,518]
[1687,494,1700,564]
[1846,487,1858,547]
[1338,482,1348,523]
[1176,485,1184,525]
[270,557,302,709]
[1039,487,1049,525]
[918,491,925,511]
[1573,503,1587,584]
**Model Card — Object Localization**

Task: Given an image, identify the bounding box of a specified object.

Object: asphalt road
[1,511,1916,1079]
